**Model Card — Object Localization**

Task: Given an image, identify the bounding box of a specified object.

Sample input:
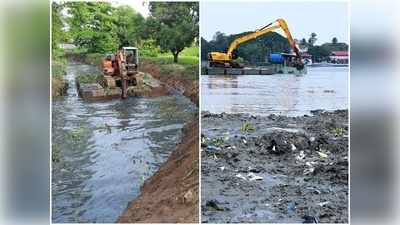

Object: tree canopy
[51,2,64,50]
[201,31,291,65]
[52,2,198,61]
[64,2,119,53]
[146,2,199,62]
[202,30,348,64]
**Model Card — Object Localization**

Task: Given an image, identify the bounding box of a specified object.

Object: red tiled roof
[331,51,348,56]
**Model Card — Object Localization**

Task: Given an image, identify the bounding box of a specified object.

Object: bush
[140,39,161,57]
[181,46,199,57]
[85,53,104,66]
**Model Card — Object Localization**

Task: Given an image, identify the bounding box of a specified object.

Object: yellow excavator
[208,18,304,69]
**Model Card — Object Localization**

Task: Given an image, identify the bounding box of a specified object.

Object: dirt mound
[201,110,348,223]
[117,119,199,223]
[140,60,199,106]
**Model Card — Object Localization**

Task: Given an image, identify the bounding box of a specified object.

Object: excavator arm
[208,18,303,68]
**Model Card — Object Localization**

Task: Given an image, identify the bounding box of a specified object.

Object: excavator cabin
[101,47,139,98]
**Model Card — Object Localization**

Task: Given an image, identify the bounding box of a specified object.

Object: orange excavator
[208,18,304,69]
[102,47,139,98]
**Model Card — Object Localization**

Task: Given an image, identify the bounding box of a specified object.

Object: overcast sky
[200,1,348,45]
[111,0,149,17]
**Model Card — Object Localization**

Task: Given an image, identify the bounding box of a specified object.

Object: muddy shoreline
[201,110,348,223]
[116,67,199,222]
[112,59,199,222]
[117,119,199,223]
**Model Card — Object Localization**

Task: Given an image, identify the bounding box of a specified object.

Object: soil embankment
[201,110,348,223]
[140,60,199,106]
[115,60,199,222]
[117,119,199,223]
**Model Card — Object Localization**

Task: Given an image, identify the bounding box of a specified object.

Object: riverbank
[62,52,199,105]
[116,58,199,223]
[117,119,199,223]
[51,55,68,97]
[201,110,348,223]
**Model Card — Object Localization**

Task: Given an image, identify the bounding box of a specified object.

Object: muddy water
[201,66,348,116]
[52,64,196,223]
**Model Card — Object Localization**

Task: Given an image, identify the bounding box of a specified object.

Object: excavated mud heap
[140,61,199,106]
[201,110,348,223]
[117,119,199,223]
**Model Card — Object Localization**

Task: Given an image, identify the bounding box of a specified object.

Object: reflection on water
[52,64,196,223]
[202,67,348,116]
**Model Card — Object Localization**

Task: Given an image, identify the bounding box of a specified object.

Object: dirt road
[201,110,348,223]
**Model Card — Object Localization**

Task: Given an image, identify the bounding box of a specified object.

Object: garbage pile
[201,110,348,223]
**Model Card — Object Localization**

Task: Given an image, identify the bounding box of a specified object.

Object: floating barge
[202,64,306,75]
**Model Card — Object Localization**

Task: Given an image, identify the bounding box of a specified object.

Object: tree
[65,2,119,53]
[147,2,199,63]
[52,2,64,50]
[201,31,290,64]
[114,6,145,48]
[300,38,307,48]
[332,37,338,44]
[308,45,331,62]
[308,32,317,46]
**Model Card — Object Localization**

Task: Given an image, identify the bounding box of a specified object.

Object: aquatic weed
[241,121,255,132]
[68,127,90,141]
[52,144,62,163]
[332,127,346,137]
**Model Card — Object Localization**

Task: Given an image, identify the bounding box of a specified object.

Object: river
[201,66,348,116]
[51,63,196,223]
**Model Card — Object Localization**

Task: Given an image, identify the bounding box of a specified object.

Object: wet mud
[201,110,348,223]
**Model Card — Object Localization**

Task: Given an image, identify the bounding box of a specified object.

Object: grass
[142,46,199,66]
[142,46,199,81]
[141,55,198,66]
[52,51,68,96]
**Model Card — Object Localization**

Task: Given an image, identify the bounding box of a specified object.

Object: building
[330,51,349,64]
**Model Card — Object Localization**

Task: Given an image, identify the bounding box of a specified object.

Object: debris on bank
[201,110,348,223]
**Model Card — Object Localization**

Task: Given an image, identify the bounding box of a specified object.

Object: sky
[110,0,149,17]
[200,1,349,45]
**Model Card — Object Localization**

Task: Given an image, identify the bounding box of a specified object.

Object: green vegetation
[241,121,255,132]
[156,63,197,81]
[202,30,348,65]
[201,32,291,65]
[76,73,103,84]
[52,2,198,63]
[52,49,68,96]
[51,2,199,84]
[146,2,199,63]
[84,53,104,66]
[332,127,347,137]
[52,144,62,163]
[68,127,90,141]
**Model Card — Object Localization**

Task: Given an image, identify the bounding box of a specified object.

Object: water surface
[201,66,348,116]
[52,64,196,223]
